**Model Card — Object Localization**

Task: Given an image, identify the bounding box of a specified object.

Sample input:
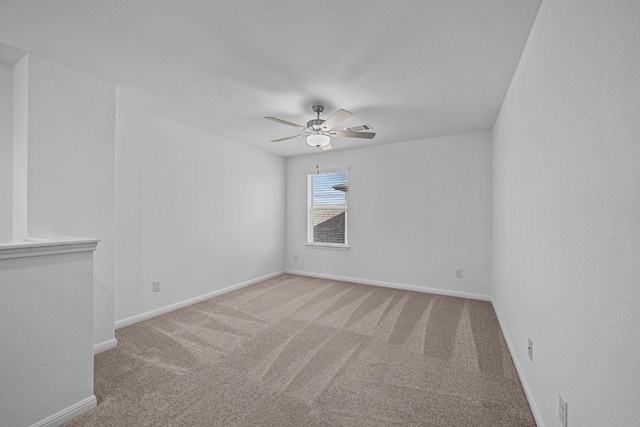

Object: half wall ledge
[0,235,99,259]
[0,235,99,427]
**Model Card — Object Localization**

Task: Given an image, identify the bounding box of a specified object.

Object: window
[307,168,349,247]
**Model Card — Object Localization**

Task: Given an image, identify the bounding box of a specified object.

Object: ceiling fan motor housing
[306,118,325,130]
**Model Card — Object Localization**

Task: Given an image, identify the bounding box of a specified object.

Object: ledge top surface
[0,235,100,259]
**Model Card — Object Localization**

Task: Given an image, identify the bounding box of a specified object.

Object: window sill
[305,242,350,251]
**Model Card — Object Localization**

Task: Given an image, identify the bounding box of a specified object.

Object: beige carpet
[67,274,535,426]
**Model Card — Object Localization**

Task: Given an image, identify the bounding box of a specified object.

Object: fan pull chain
[316,146,321,174]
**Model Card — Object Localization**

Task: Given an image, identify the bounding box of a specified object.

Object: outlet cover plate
[559,394,568,427]
[153,280,161,292]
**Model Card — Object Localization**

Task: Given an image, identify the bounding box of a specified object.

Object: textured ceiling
[0,0,541,157]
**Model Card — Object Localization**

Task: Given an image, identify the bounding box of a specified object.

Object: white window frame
[306,167,350,250]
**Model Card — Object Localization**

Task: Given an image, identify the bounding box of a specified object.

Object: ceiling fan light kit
[307,132,331,148]
[265,104,375,151]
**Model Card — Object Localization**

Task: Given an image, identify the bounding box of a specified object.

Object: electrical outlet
[528,338,533,361]
[153,280,161,292]
[294,254,298,261]
[559,394,568,427]
[455,269,463,278]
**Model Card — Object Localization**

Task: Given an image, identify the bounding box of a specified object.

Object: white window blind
[307,168,349,245]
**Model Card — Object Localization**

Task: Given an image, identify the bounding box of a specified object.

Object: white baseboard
[115,271,285,329]
[493,303,544,427]
[29,395,96,427]
[284,269,492,301]
[93,338,118,354]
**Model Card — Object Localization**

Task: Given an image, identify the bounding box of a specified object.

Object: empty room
[0,1,638,426]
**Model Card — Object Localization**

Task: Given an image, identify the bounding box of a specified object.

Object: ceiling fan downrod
[308,105,326,130]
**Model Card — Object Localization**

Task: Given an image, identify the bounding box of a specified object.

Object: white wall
[286,131,492,299]
[0,62,11,242]
[114,102,285,322]
[3,51,285,345]
[23,55,116,347]
[11,55,28,242]
[492,1,640,426]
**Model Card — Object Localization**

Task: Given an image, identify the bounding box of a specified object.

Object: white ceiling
[0,0,541,157]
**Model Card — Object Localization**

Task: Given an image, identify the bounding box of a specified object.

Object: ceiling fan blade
[331,130,376,139]
[265,116,305,129]
[321,109,352,131]
[271,134,305,142]
[321,142,333,151]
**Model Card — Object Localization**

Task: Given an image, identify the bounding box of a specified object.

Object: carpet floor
[66,274,535,426]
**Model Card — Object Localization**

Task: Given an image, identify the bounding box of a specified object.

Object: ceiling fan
[265,105,375,151]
